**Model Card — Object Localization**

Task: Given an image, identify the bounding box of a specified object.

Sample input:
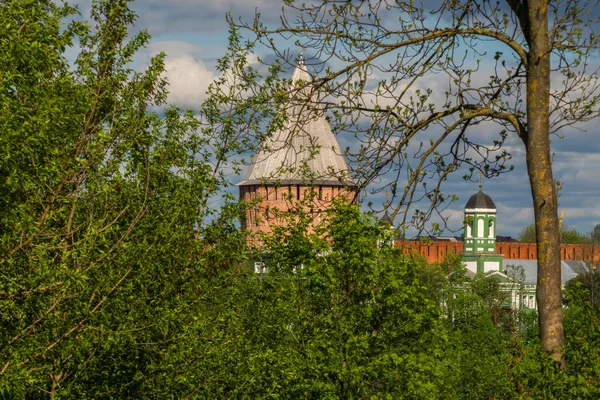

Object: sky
[70,0,600,238]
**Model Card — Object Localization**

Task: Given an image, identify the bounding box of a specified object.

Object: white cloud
[148,41,205,59]
[163,55,215,108]
[144,40,265,109]
[143,41,217,109]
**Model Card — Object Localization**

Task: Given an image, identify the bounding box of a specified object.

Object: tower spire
[479,170,483,191]
[237,53,353,187]
[298,47,306,67]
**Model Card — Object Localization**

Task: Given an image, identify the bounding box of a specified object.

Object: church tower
[462,185,504,273]
[238,59,356,238]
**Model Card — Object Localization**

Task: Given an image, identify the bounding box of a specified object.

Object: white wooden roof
[238,61,354,186]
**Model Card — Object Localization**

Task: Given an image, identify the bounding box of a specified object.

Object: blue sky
[71,0,600,238]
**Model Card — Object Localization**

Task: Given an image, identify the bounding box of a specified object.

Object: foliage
[4,0,600,397]
[518,224,591,244]
[518,224,538,243]
[562,267,600,396]
[592,224,600,244]
[213,205,600,399]
[562,227,591,245]
[233,203,445,399]
[0,0,256,397]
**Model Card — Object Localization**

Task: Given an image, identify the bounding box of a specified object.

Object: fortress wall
[394,240,600,263]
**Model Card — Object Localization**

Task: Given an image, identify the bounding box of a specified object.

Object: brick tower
[238,58,356,238]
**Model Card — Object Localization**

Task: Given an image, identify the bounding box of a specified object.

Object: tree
[562,226,590,245]
[562,266,600,394]
[0,0,260,396]
[232,0,600,365]
[518,223,590,244]
[592,223,600,244]
[440,272,522,398]
[230,203,445,398]
[518,224,538,243]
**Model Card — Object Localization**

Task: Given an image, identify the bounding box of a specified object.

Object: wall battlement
[395,241,600,264]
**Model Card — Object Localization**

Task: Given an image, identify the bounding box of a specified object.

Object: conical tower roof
[238,60,354,186]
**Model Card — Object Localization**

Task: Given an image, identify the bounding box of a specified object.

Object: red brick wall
[240,184,356,240]
[395,241,464,263]
[394,240,600,263]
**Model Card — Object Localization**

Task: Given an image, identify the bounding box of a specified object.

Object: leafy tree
[564,264,600,315]
[592,224,600,244]
[562,226,591,245]
[562,267,600,395]
[0,0,259,396]
[518,223,590,244]
[518,224,538,243]
[219,203,445,399]
[232,0,600,365]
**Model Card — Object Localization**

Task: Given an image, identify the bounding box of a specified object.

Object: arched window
[488,220,494,238]
[478,218,484,238]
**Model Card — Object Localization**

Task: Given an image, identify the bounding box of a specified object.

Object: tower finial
[479,170,483,191]
[298,47,306,66]
[385,190,389,206]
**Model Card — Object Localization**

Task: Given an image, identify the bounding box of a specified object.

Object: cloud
[163,55,215,108]
[148,41,205,59]
[131,0,288,36]
[143,41,216,109]
[66,0,288,38]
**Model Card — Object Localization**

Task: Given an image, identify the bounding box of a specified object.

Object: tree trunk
[523,0,565,367]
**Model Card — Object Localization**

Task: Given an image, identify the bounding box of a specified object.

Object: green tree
[518,224,538,243]
[214,203,445,399]
[562,226,590,245]
[592,224,600,244]
[0,0,259,396]
[233,0,600,365]
[518,223,590,244]
[562,267,600,396]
